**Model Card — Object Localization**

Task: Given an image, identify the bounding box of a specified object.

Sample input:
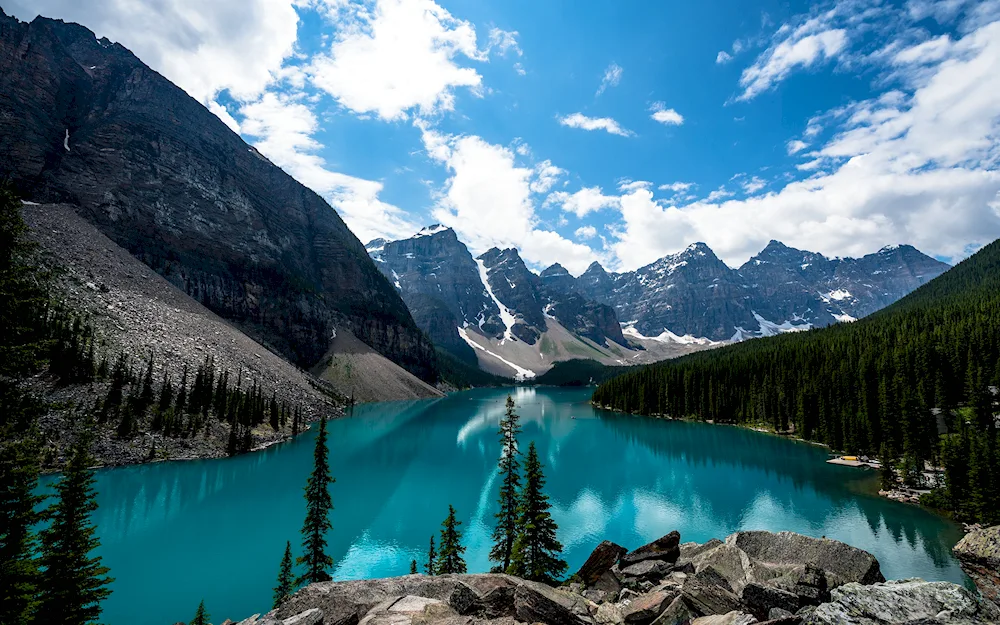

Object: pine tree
[507,442,567,584]
[409,559,418,575]
[0,435,44,625]
[425,536,437,575]
[490,395,522,572]
[273,541,295,609]
[879,443,897,491]
[37,427,113,625]
[436,505,466,574]
[190,600,209,625]
[297,418,334,585]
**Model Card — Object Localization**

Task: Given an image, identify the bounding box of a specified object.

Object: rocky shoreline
[215,528,1000,625]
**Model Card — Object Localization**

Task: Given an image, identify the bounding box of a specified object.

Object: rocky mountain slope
[0,10,436,382]
[568,242,948,342]
[22,203,440,466]
[368,227,701,380]
[230,529,1000,625]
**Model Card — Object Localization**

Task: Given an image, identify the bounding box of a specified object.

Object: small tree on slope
[507,441,567,584]
[436,505,467,574]
[37,426,113,625]
[273,541,295,608]
[490,395,522,572]
[0,435,44,625]
[298,418,335,585]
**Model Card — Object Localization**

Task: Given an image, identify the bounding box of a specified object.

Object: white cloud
[716,50,733,64]
[5,0,300,103]
[659,182,695,192]
[513,62,526,76]
[739,28,848,100]
[575,225,598,239]
[650,102,684,126]
[417,124,598,273]
[617,180,652,193]
[596,62,623,96]
[308,0,485,121]
[787,139,809,154]
[608,19,1000,270]
[558,113,634,137]
[546,187,620,218]
[742,176,767,194]
[705,187,734,202]
[530,160,566,194]
[488,27,522,56]
[208,101,241,133]
[240,92,418,243]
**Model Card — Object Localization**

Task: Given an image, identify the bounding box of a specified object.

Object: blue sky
[8,0,1000,272]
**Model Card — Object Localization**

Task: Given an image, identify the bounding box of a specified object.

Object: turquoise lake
[39,386,968,625]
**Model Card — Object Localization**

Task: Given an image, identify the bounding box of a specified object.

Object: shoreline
[589,399,959,526]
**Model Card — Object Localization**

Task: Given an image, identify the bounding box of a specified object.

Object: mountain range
[368,227,949,379]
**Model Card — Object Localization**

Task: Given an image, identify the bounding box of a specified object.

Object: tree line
[593,237,1000,525]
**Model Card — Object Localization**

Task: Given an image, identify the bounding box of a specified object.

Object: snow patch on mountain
[476,258,517,343]
[752,311,812,337]
[457,327,535,380]
[622,324,721,346]
[412,224,449,238]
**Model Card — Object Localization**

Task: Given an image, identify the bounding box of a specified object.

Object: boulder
[651,596,697,625]
[953,524,1000,610]
[623,532,682,567]
[689,544,751,594]
[802,579,1000,625]
[727,532,884,588]
[283,609,324,625]
[595,602,626,625]
[740,583,798,621]
[623,590,680,624]
[583,589,611,604]
[682,575,743,617]
[766,608,794,621]
[461,574,520,618]
[594,571,624,596]
[358,596,458,625]
[514,578,595,625]
[680,540,724,562]
[578,541,629,586]
[275,576,480,623]
[622,560,674,583]
[690,612,758,625]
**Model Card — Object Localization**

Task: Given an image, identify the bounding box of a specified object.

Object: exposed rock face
[567,242,947,342]
[0,11,436,381]
[622,531,682,567]
[953,524,1000,610]
[575,541,629,586]
[803,579,1000,625]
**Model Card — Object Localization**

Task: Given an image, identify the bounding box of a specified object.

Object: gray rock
[727,532,884,587]
[283,608,324,625]
[595,602,626,625]
[621,560,674,582]
[513,578,595,625]
[619,589,642,603]
[766,608,794,621]
[358,596,458,625]
[681,541,724,561]
[689,544,751,594]
[690,611,758,625]
[593,571,624,596]
[682,575,743,617]
[584,589,611,604]
[623,590,680,625]
[803,579,1000,625]
[651,596,697,625]
[741,583,798,620]
[952,524,1000,610]
[623,532,682,567]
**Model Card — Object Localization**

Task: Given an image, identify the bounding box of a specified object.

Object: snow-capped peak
[412,224,451,238]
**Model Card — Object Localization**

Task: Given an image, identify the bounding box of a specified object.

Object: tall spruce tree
[37,427,113,625]
[0,434,44,625]
[297,418,334,584]
[409,559,418,575]
[189,600,209,625]
[436,505,466,574]
[273,541,295,608]
[507,442,566,584]
[490,395,522,572]
[425,535,437,575]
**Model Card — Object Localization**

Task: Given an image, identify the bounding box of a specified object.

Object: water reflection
[38,387,966,625]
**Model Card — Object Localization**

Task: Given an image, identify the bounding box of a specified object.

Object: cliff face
[0,11,436,381]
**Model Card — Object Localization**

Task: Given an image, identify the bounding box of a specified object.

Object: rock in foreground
[953,524,1000,611]
[235,531,998,625]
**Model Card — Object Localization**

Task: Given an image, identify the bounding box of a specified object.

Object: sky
[7,0,1000,273]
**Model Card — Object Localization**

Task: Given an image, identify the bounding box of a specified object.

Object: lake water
[39,386,967,625]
